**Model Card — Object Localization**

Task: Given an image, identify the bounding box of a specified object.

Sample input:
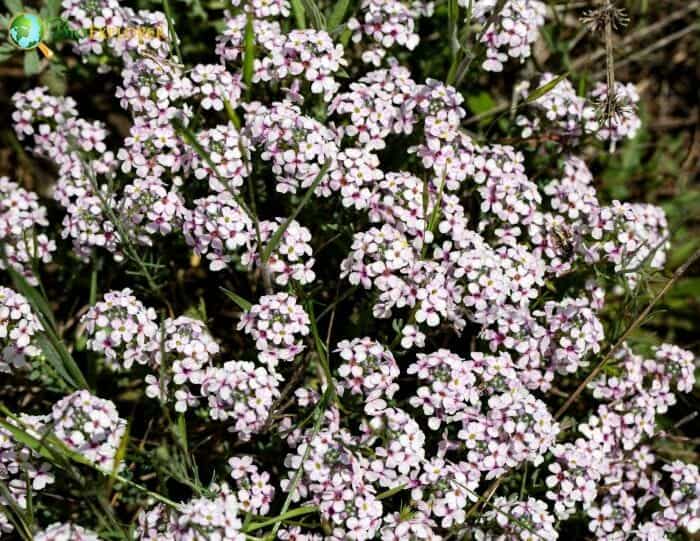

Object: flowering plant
[0,0,698,539]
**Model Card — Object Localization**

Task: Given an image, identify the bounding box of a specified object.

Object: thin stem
[555,246,700,420]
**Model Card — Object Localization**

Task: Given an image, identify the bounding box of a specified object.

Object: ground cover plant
[0,0,699,539]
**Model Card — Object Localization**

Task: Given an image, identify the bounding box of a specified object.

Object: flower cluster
[409,349,559,480]
[475,496,558,540]
[0,177,55,284]
[331,63,417,151]
[190,64,243,112]
[469,0,547,72]
[237,293,311,367]
[335,337,400,410]
[281,420,384,540]
[11,88,119,261]
[242,218,316,286]
[201,360,281,438]
[517,75,642,146]
[347,0,424,66]
[545,340,697,538]
[119,178,186,246]
[216,14,282,64]
[190,122,250,193]
[50,390,127,471]
[145,316,221,412]
[0,286,44,373]
[183,194,253,271]
[81,288,159,370]
[228,456,276,515]
[255,29,347,101]
[2,0,696,538]
[137,486,245,541]
[245,100,338,194]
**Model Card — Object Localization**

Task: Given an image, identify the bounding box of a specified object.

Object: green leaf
[261,162,330,264]
[466,91,496,115]
[303,300,336,414]
[243,14,255,88]
[301,0,325,29]
[290,0,307,28]
[35,334,78,388]
[39,61,67,95]
[223,98,241,130]
[3,0,22,14]
[107,421,130,488]
[326,0,350,31]
[244,505,318,532]
[525,72,569,103]
[23,49,41,76]
[220,287,253,311]
[0,418,56,463]
[0,414,179,509]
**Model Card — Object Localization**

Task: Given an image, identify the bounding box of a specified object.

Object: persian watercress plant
[0,0,698,539]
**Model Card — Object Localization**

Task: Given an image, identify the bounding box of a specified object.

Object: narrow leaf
[526,72,569,103]
[243,14,255,89]
[162,0,183,62]
[261,162,330,263]
[0,418,56,463]
[107,421,130,489]
[223,98,241,130]
[327,0,350,31]
[35,334,77,388]
[220,288,253,311]
[0,414,179,509]
[290,0,307,28]
[23,50,41,76]
[301,0,325,29]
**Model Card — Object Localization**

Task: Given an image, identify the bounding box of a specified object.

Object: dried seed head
[581,3,629,34]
